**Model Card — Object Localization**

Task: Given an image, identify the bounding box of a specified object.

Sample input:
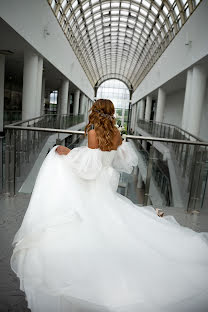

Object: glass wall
[97,79,130,131]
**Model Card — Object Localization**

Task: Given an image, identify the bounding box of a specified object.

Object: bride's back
[85,99,122,151]
[88,128,122,151]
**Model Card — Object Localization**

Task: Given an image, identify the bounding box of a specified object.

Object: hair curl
[85,99,117,151]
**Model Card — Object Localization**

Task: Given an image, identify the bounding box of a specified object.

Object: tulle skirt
[11,147,208,312]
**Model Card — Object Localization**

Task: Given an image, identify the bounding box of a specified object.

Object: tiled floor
[0,193,30,311]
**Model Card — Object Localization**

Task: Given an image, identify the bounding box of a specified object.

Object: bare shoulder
[88,129,99,149]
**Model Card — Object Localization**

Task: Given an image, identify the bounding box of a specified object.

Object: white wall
[132,0,208,103]
[163,89,185,127]
[0,0,94,99]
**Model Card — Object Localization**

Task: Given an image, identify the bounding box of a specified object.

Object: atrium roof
[48,0,201,90]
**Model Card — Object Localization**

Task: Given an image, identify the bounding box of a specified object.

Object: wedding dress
[11,142,208,312]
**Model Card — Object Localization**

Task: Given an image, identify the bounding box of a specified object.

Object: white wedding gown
[11,142,208,312]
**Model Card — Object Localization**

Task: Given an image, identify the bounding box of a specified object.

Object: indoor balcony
[0,113,85,195]
[134,118,208,213]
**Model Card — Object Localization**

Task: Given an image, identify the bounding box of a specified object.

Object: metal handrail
[3,125,208,146]
[4,125,86,135]
[4,124,208,211]
[6,113,83,127]
[137,119,202,142]
[125,135,208,146]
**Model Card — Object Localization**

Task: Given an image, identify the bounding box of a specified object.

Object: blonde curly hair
[85,99,117,151]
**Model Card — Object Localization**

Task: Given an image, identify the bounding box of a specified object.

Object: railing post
[5,130,10,194]
[26,127,31,162]
[0,136,3,193]
[144,145,154,206]
[16,130,21,177]
[187,145,199,211]
[9,130,16,196]
[182,144,189,177]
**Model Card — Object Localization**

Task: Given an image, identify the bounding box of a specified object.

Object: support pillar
[60,79,69,115]
[57,88,61,115]
[139,99,145,120]
[40,76,45,115]
[137,172,143,189]
[145,95,152,121]
[86,99,91,122]
[155,88,166,122]
[130,104,135,131]
[88,99,93,110]
[187,65,207,136]
[182,69,193,131]
[67,89,71,115]
[80,93,85,114]
[84,96,88,122]
[134,103,138,130]
[22,48,39,120]
[73,89,80,116]
[35,56,43,117]
[121,105,125,126]
[0,54,5,132]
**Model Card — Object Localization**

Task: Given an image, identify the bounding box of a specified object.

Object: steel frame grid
[48,0,202,91]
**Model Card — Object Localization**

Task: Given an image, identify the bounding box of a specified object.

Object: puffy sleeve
[66,146,102,180]
[112,141,138,174]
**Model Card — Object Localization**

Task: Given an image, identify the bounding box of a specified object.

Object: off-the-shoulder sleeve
[66,146,102,180]
[112,141,138,174]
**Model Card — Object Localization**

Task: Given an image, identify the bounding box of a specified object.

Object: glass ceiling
[48,0,201,91]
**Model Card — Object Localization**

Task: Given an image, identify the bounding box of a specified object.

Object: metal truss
[48,0,202,91]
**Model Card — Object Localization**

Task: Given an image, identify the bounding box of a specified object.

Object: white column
[135,103,139,127]
[57,88,61,115]
[22,48,39,120]
[88,99,93,110]
[155,88,166,122]
[130,105,135,130]
[0,55,5,132]
[80,93,85,114]
[67,90,71,115]
[130,105,133,129]
[40,76,45,115]
[139,99,145,120]
[73,89,80,115]
[134,103,139,130]
[187,65,207,136]
[137,172,143,189]
[182,69,193,130]
[121,105,125,126]
[35,56,43,117]
[86,99,92,121]
[145,95,152,121]
[60,78,69,115]
[83,97,88,122]
[136,102,140,122]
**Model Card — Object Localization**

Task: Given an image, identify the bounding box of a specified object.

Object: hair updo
[85,99,117,151]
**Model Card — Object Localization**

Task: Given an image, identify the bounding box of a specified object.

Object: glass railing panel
[125,136,208,214]
[1,114,85,194]
[3,122,208,218]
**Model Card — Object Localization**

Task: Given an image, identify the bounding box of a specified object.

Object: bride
[11,99,208,312]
